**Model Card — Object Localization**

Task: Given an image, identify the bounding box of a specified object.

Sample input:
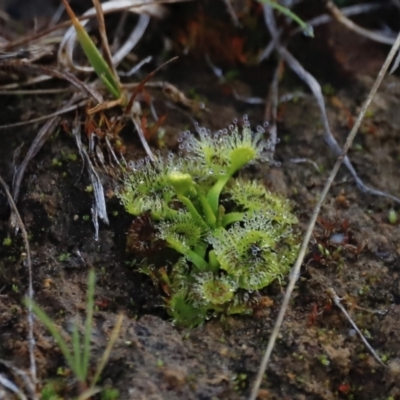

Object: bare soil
[1,2,400,399]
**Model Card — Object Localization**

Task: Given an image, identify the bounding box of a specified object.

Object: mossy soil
[1,7,400,399]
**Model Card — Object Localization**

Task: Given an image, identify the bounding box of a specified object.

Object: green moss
[118,121,299,327]
[58,252,71,262]
[318,354,330,366]
[101,388,120,400]
[388,208,397,224]
[2,237,12,246]
[52,158,62,167]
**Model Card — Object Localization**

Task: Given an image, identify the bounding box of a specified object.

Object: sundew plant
[118,118,299,327]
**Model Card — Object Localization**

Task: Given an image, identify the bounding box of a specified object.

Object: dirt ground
[1,1,400,399]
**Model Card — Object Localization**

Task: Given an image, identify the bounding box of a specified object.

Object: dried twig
[0,88,73,95]
[3,0,191,51]
[0,103,81,130]
[291,2,390,36]
[118,55,152,77]
[0,63,104,103]
[263,5,400,204]
[221,0,241,27]
[131,114,155,161]
[326,288,385,367]
[0,76,53,90]
[326,1,396,45]
[249,15,400,400]
[72,119,110,240]
[58,0,167,72]
[112,14,150,67]
[0,372,28,400]
[264,60,282,161]
[92,0,119,81]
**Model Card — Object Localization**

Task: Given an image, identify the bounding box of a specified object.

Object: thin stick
[0,176,37,392]
[326,288,385,367]
[249,26,400,400]
[91,0,120,82]
[264,60,282,160]
[91,313,124,386]
[291,3,390,37]
[263,5,400,205]
[0,104,80,130]
[326,1,395,45]
[0,88,73,95]
[3,0,193,50]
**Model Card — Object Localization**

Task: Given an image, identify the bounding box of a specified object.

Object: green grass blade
[82,270,96,380]
[61,0,121,98]
[72,320,84,381]
[257,0,314,37]
[25,299,76,377]
[91,313,124,387]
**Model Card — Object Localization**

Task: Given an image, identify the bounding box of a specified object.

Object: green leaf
[257,0,314,37]
[25,299,76,379]
[61,0,121,98]
[82,270,95,381]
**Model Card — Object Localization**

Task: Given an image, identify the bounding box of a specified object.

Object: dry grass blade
[0,88,73,95]
[87,97,124,114]
[0,61,103,102]
[264,60,283,160]
[0,178,37,399]
[3,0,191,51]
[291,2,388,36]
[0,76,53,90]
[0,103,80,130]
[143,80,206,112]
[72,120,110,240]
[20,64,104,103]
[112,14,150,67]
[279,47,400,204]
[12,95,80,203]
[326,1,396,45]
[124,56,179,114]
[91,0,120,82]
[118,55,152,77]
[91,313,124,386]
[326,288,385,367]
[249,27,400,400]
[59,0,168,74]
[221,0,241,27]
[0,373,28,400]
[131,114,155,161]
[263,5,400,204]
